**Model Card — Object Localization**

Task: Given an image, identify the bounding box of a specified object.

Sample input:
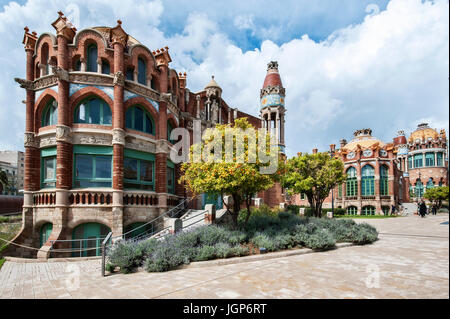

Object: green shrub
[250,233,276,251]
[304,229,336,250]
[196,226,231,246]
[107,241,141,273]
[105,263,115,273]
[278,212,292,220]
[194,245,217,261]
[350,223,378,245]
[144,237,190,272]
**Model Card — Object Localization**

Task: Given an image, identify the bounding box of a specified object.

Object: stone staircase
[180,209,207,231]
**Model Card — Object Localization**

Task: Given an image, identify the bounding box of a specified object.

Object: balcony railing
[33,191,56,206]
[123,192,158,206]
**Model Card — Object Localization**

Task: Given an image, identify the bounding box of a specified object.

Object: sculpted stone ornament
[56,125,72,143]
[160,93,172,103]
[53,66,69,82]
[113,71,125,86]
[24,132,39,148]
[112,128,125,145]
[14,78,34,90]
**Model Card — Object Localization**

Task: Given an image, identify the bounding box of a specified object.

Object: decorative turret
[260,61,286,153]
[204,75,222,99]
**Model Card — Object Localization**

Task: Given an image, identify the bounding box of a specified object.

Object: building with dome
[403,123,448,199]
[9,13,286,258]
[291,125,448,215]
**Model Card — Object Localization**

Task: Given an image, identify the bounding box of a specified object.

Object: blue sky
[0,0,448,157]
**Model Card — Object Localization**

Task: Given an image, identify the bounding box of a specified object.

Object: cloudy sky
[0,0,448,157]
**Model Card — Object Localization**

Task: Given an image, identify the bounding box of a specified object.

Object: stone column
[434,152,437,167]
[97,58,102,74]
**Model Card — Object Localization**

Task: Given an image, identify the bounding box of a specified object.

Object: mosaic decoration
[124,90,159,112]
[69,83,114,100]
[397,147,409,155]
[167,109,179,124]
[35,86,57,102]
[260,94,285,108]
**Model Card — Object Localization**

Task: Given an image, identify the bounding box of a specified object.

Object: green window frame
[380,165,389,196]
[124,149,155,191]
[138,57,147,85]
[73,145,112,188]
[87,43,98,72]
[40,147,57,188]
[426,178,434,189]
[125,105,155,135]
[425,153,435,167]
[361,165,375,196]
[408,156,413,169]
[436,152,443,166]
[346,167,357,197]
[40,223,53,247]
[347,206,358,215]
[41,99,58,127]
[167,160,175,194]
[413,154,423,168]
[74,97,112,125]
[72,223,110,257]
[362,206,375,216]
[415,180,424,198]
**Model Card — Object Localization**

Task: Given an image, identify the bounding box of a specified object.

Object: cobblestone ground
[0,214,448,299]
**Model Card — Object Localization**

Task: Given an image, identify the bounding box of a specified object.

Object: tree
[281,152,346,218]
[423,186,449,209]
[180,118,279,228]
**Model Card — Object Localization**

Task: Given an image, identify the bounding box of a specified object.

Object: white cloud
[0,0,448,160]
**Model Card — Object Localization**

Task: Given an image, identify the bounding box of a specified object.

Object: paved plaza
[0,214,448,299]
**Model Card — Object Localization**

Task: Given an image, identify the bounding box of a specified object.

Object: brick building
[9,13,285,258]
[0,150,25,195]
[291,126,448,215]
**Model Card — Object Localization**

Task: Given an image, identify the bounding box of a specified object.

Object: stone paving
[0,214,448,299]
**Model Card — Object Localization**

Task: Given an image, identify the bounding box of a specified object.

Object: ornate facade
[291,125,448,215]
[9,13,285,258]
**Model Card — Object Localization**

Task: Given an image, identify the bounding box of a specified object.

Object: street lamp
[418,171,422,199]
[329,144,336,218]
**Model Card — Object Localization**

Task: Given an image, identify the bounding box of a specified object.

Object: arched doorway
[72,223,111,257]
[40,223,53,247]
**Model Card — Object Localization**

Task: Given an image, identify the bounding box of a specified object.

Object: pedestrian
[432,204,437,215]
[419,200,427,218]
[391,204,396,216]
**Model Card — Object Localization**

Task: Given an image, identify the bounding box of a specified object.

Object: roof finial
[117,19,122,25]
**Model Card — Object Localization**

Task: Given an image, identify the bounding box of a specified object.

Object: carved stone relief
[56,125,72,143]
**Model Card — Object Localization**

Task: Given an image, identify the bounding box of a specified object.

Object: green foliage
[281,152,346,218]
[194,245,217,261]
[180,118,280,228]
[105,263,115,273]
[303,229,336,250]
[424,186,449,209]
[0,258,4,270]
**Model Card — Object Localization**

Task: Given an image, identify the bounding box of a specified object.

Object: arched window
[74,97,112,125]
[126,67,134,81]
[101,60,110,75]
[346,167,357,197]
[74,58,81,71]
[125,105,154,135]
[426,178,434,189]
[347,206,358,215]
[415,179,424,198]
[138,57,146,85]
[380,165,389,196]
[167,120,176,144]
[361,165,375,196]
[86,43,98,72]
[382,206,390,215]
[42,98,58,127]
[362,206,376,216]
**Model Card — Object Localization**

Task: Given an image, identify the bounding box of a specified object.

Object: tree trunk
[231,194,241,229]
[244,195,252,227]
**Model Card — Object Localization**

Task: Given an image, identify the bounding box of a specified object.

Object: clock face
[363,149,373,157]
[380,149,387,157]
[347,152,355,159]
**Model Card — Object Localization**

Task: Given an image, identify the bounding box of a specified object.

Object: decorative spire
[51,11,76,41]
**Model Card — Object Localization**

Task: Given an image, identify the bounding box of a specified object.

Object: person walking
[432,204,437,215]
[419,200,427,218]
[391,204,396,216]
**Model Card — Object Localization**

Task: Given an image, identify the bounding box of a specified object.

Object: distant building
[291,125,448,215]
[0,150,25,195]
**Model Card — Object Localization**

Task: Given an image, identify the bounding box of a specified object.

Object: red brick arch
[34,88,59,132]
[69,86,114,125]
[34,33,57,66]
[124,97,160,137]
[70,29,114,71]
[167,113,178,128]
[128,44,157,78]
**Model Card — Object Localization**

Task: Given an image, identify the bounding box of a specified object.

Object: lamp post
[329,145,335,218]
[418,171,422,199]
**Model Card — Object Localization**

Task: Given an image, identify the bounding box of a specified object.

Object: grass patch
[0,258,4,270]
[107,211,378,274]
[0,222,21,258]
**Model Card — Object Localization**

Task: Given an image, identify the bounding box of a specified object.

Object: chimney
[340,139,347,148]
[330,144,336,152]
[312,148,318,155]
